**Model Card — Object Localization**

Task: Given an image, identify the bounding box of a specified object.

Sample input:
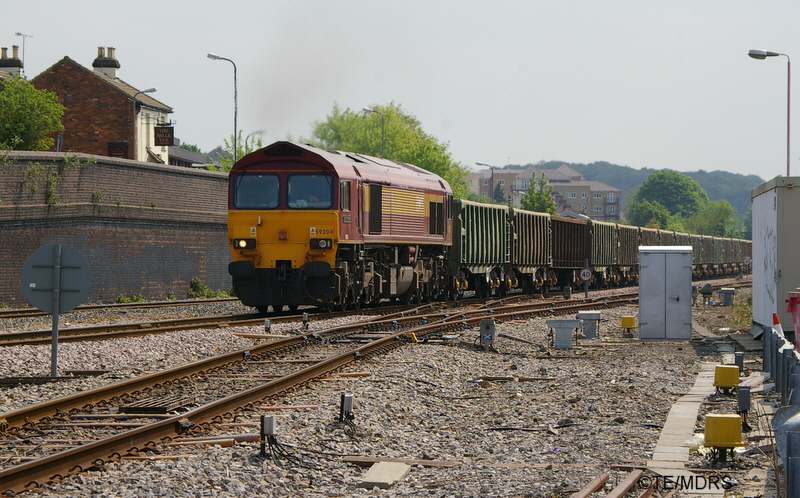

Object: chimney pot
[107,47,116,59]
[12,45,19,59]
[97,46,105,58]
[1,48,6,60]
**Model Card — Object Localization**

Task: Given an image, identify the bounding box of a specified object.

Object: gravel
[1,282,763,497]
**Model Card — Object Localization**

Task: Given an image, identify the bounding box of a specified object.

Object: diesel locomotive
[227,141,750,313]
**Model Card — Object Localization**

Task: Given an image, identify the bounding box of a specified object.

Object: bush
[116,294,146,303]
[187,277,229,299]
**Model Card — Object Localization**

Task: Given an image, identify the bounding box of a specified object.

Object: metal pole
[208,54,237,163]
[787,55,791,177]
[584,259,589,298]
[50,244,62,377]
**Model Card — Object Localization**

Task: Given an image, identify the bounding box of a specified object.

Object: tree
[213,131,264,171]
[630,170,709,218]
[684,199,742,237]
[492,181,505,204]
[0,76,65,150]
[519,173,556,215]
[626,199,671,228]
[307,102,470,198]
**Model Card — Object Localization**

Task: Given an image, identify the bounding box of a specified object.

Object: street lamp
[208,52,238,162]
[132,87,157,161]
[476,161,497,200]
[749,49,791,177]
[362,107,384,157]
[15,32,32,77]
[245,129,266,153]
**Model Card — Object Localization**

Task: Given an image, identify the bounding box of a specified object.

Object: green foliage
[62,154,96,168]
[213,132,263,172]
[631,170,708,218]
[742,206,752,240]
[22,163,44,193]
[0,302,9,310]
[627,199,671,228]
[731,295,752,331]
[116,294,146,303]
[305,102,470,198]
[566,161,761,221]
[187,277,229,298]
[166,290,177,301]
[492,182,505,204]
[519,173,556,214]
[0,76,65,150]
[91,189,105,204]
[45,171,60,207]
[684,199,742,237]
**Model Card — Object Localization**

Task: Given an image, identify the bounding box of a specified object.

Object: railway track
[0,293,638,494]
[0,297,240,320]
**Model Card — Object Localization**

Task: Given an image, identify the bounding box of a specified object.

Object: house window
[499,179,505,186]
[607,192,616,202]
[582,192,587,198]
[567,192,576,199]
[593,205,602,212]
[593,192,602,199]
[607,205,616,214]
[582,205,587,211]
[482,179,489,185]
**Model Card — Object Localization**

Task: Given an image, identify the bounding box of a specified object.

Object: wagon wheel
[350,290,361,311]
[546,269,558,287]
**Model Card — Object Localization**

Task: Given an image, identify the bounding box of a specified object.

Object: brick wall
[32,58,132,157]
[0,151,231,306]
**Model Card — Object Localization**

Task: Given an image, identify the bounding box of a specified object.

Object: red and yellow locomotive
[228,141,453,312]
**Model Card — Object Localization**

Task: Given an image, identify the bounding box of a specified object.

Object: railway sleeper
[119,395,197,415]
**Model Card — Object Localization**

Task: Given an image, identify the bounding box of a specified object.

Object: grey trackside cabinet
[751,176,800,334]
[638,246,692,340]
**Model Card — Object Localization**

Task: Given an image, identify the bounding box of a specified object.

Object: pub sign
[154,126,174,146]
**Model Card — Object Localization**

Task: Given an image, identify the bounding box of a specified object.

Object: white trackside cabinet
[638,246,692,340]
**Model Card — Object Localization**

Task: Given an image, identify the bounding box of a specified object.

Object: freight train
[227,141,751,313]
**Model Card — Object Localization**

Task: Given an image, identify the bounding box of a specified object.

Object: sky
[3,1,798,181]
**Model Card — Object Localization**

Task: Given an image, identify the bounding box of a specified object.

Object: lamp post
[749,49,791,177]
[132,87,157,161]
[476,161,497,201]
[362,107,384,157]
[208,53,238,162]
[245,129,266,153]
[15,32,32,77]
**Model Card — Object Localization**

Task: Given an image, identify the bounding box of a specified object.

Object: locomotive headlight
[310,238,333,250]
[234,238,256,249]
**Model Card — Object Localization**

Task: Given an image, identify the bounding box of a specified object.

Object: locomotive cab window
[233,173,279,209]
[288,173,333,209]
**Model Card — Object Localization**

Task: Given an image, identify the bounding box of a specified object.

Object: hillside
[529,161,764,219]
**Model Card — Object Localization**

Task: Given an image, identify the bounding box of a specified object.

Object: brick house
[29,47,179,163]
